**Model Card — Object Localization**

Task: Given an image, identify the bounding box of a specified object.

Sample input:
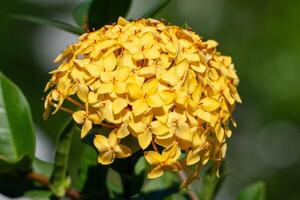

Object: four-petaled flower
[144,143,181,179]
[94,130,132,165]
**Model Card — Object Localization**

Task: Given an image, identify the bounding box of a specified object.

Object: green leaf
[106,168,123,198]
[32,158,54,179]
[88,0,132,29]
[198,162,228,200]
[110,150,145,198]
[73,1,91,30]
[142,171,180,200]
[50,120,76,197]
[24,190,52,200]
[141,0,172,18]
[0,72,35,171]
[237,181,266,200]
[10,14,84,35]
[140,183,180,200]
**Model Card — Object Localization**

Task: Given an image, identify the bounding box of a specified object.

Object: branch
[178,171,199,200]
[26,171,81,199]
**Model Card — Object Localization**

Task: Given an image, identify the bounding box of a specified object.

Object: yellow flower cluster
[44,17,241,185]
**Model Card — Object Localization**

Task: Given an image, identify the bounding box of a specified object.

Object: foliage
[0,0,268,200]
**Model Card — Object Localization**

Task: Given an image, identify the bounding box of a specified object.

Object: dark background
[0,0,299,199]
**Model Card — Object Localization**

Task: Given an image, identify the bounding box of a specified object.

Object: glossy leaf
[0,72,35,171]
[32,158,54,179]
[198,162,227,200]
[88,0,132,29]
[76,146,109,199]
[24,190,52,200]
[10,14,84,35]
[141,0,172,18]
[50,120,76,197]
[140,183,180,200]
[237,181,266,200]
[73,1,91,30]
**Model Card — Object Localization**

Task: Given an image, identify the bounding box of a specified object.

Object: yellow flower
[128,114,169,149]
[43,17,241,185]
[93,130,132,165]
[144,143,181,179]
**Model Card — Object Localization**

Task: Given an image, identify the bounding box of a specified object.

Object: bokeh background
[1,0,300,199]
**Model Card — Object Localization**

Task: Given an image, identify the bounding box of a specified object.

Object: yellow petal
[187,97,198,113]
[155,137,175,147]
[233,92,242,103]
[191,63,206,73]
[160,69,177,86]
[88,112,101,124]
[114,82,127,94]
[175,123,192,141]
[115,67,131,82]
[132,99,148,116]
[140,32,155,48]
[192,132,206,147]
[200,97,220,112]
[117,17,129,25]
[138,131,152,149]
[223,88,235,105]
[77,84,89,103]
[195,108,212,123]
[158,91,175,105]
[112,98,128,114]
[81,119,92,138]
[98,83,114,94]
[221,143,227,158]
[175,90,187,107]
[128,121,146,133]
[117,123,130,138]
[122,53,136,68]
[123,41,139,54]
[205,40,219,49]
[96,40,116,51]
[175,59,189,78]
[146,94,164,108]
[142,79,158,95]
[103,53,117,72]
[98,151,115,165]
[144,151,161,165]
[113,144,132,158]
[100,71,113,83]
[144,45,161,59]
[150,121,169,136]
[128,83,143,100]
[147,165,164,179]
[51,90,60,101]
[94,135,110,151]
[72,110,86,124]
[108,131,118,147]
[186,149,200,165]
[137,66,156,78]
[215,123,225,142]
[86,63,102,77]
[162,143,180,161]
[192,85,203,102]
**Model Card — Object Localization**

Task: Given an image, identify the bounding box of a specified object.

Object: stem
[66,97,85,109]
[99,122,119,129]
[50,102,74,114]
[177,171,199,200]
[26,171,80,199]
[51,102,119,130]
[151,140,159,152]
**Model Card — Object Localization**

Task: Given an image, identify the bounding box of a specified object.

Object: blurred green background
[1,0,300,199]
